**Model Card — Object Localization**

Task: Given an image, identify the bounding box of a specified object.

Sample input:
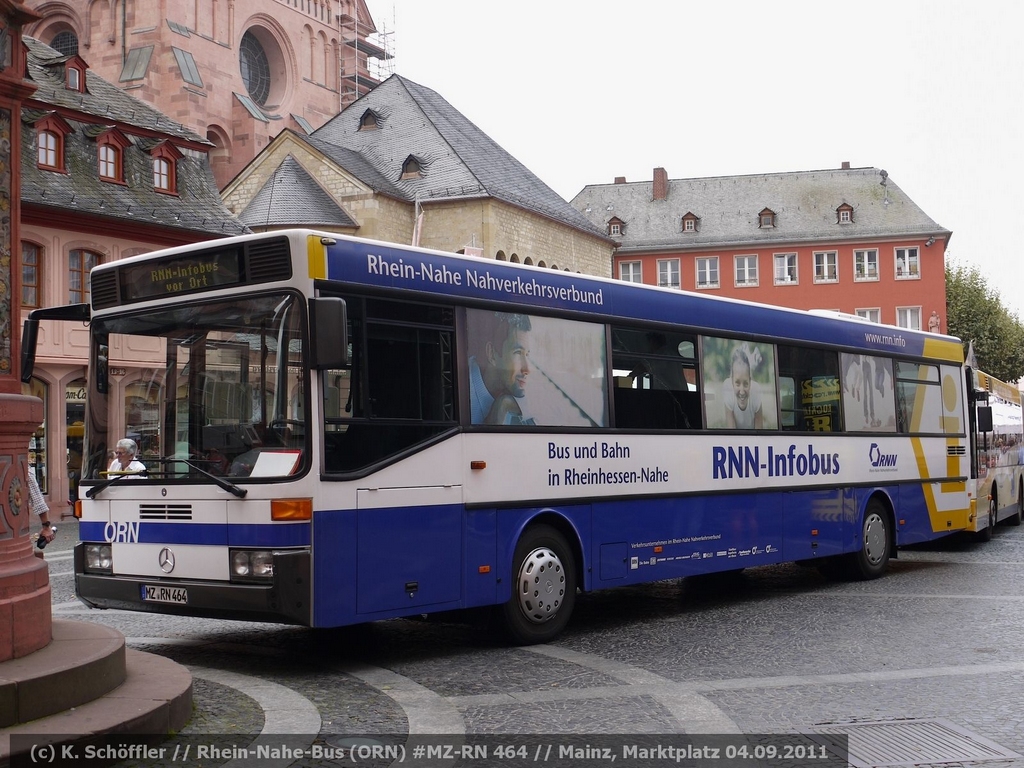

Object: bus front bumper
[73,544,311,626]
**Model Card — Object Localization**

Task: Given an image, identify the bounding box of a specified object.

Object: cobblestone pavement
[41,518,1024,767]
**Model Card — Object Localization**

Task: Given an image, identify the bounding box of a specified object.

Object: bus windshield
[83,291,307,485]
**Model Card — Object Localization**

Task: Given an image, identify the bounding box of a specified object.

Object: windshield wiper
[85,470,149,499]
[86,458,247,499]
[147,457,248,498]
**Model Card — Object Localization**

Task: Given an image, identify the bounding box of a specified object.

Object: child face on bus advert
[731,354,751,412]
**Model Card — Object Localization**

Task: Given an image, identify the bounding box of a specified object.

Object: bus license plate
[141,585,188,604]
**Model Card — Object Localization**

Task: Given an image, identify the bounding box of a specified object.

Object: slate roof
[240,154,358,229]
[308,74,607,238]
[20,36,249,238]
[571,167,951,254]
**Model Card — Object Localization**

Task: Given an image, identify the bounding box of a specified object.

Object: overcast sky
[367,0,1024,320]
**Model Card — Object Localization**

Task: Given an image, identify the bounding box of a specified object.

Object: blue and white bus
[23,230,972,643]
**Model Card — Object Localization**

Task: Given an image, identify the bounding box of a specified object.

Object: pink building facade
[25,0,389,187]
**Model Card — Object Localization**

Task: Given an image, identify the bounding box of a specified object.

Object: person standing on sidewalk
[28,471,56,547]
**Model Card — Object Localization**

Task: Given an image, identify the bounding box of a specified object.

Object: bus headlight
[84,543,113,573]
[230,549,275,582]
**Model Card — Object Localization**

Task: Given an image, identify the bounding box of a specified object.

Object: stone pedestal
[0,393,50,661]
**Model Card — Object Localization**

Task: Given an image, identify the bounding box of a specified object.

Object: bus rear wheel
[500,524,576,645]
[845,500,891,580]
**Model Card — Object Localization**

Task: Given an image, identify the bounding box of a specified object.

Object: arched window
[240,30,271,106]
[152,140,186,195]
[50,31,79,56]
[69,249,100,304]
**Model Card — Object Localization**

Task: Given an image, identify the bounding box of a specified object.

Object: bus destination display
[121,248,244,301]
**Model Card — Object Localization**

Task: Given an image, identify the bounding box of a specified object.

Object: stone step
[0,620,125,726]
[0,620,192,765]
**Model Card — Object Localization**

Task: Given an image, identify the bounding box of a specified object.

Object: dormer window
[681,212,700,233]
[30,112,74,172]
[359,109,380,130]
[149,141,184,194]
[91,127,131,184]
[758,208,776,228]
[58,54,89,93]
[607,216,625,237]
[38,131,59,168]
[400,155,422,180]
[836,203,854,224]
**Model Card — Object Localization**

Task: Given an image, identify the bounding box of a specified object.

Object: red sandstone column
[0,0,45,662]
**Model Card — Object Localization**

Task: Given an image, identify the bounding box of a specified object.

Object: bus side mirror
[20,318,38,383]
[310,297,348,369]
[977,405,993,433]
[21,303,90,383]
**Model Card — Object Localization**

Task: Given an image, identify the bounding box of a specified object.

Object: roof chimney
[841,161,851,170]
[653,167,668,201]
[614,176,626,184]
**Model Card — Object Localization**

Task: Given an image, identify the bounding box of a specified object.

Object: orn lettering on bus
[104,520,141,543]
[712,444,840,480]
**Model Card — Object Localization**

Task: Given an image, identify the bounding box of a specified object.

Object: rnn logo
[869,442,898,468]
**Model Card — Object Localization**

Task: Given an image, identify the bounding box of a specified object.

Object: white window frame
[854,249,878,281]
[153,157,171,190]
[855,308,881,323]
[98,144,118,180]
[734,254,758,287]
[773,253,797,285]
[610,222,621,236]
[896,306,922,330]
[619,261,642,283]
[657,259,680,289]
[760,213,775,228]
[813,251,838,283]
[895,246,920,279]
[839,209,851,223]
[695,256,719,289]
[37,131,57,167]
[683,218,696,232]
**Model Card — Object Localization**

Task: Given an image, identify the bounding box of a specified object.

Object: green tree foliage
[944,260,1024,383]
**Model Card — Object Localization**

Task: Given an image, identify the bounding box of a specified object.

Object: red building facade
[573,164,950,334]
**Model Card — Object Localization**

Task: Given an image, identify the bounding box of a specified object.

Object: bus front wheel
[501,524,577,645]
[846,500,891,580]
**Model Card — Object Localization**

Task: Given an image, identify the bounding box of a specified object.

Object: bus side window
[611,327,700,430]
[778,345,843,432]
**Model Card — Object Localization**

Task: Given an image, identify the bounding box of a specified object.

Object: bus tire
[501,524,576,645]
[845,499,891,580]
[1009,484,1023,526]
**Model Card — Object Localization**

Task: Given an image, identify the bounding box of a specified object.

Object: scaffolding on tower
[338,1,394,108]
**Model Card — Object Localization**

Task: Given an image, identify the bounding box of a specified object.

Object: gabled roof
[240,155,358,229]
[572,166,951,253]
[312,74,606,238]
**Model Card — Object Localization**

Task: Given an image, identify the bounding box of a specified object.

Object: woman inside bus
[107,438,146,477]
